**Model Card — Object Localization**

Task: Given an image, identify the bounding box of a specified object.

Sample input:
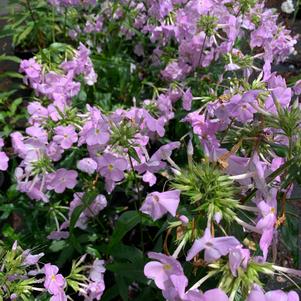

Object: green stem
[25,0,37,25]
[293,0,300,23]
[189,271,219,290]
[128,154,141,204]
[64,8,67,40]
[288,136,293,160]
[128,153,144,252]
[197,34,207,69]
[52,7,56,43]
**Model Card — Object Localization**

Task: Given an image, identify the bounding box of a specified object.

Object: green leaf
[110,243,143,264]
[49,240,67,252]
[8,98,23,116]
[86,246,101,258]
[116,275,129,301]
[0,204,14,220]
[106,262,145,282]
[0,71,23,79]
[78,89,87,102]
[69,190,99,232]
[49,42,72,52]
[133,287,156,301]
[128,147,141,163]
[15,22,34,45]
[2,224,20,241]
[56,245,74,266]
[0,55,21,64]
[107,211,141,252]
[102,284,120,301]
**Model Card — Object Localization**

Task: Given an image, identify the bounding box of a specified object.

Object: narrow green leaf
[128,147,141,163]
[0,71,23,79]
[15,22,34,45]
[69,190,99,231]
[107,211,141,252]
[116,275,129,301]
[102,284,120,301]
[0,55,21,64]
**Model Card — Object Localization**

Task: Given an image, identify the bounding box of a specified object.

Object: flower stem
[237,204,259,213]
[172,238,186,259]
[234,216,261,234]
[189,271,218,291]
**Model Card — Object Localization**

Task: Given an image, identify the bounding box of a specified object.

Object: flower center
[51,275,56,281]
[152,195,160,202]
[163,264,172,271]
[108,164,114,171]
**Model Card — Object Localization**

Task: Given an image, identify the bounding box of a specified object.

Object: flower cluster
[140,0,297,81]
[2,0,301,300]
[145,252,229,301]
[0,240,106,301]
[19,43,96,106]
[144,251,300,301]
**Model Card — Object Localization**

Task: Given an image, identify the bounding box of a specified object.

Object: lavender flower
[97,153,128,192]
[144,252,184,290]
[247,287,299,301]
[0,138,9,171]
[77,158,98,175]
[47,169,78,193]
[22,250,44,266]
[140,190,181,221]
[186,228,240,262]
[44,264,66,297]
[53,125,78,150]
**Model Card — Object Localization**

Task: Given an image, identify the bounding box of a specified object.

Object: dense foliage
[0,0,301,300]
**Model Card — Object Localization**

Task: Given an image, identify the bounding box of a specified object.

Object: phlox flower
[144,252,184,291]
[135,141,180,186]
[140,190,181,221]
[89,259,106,282]
[186,228,240,262]
[53,125,78,149]
[22,250,44,266]
[47,169,78,193]
[82,121,110,146]
[0,151,9,171]
[247,287,299,301]
[182,88,193,111]
[19,58,42,83]
[228,247,250,277]
[79,258,106,301]
[44,263,66,296]
[98,152,128,182]
[145,252,229,301]
[77,158,98,175]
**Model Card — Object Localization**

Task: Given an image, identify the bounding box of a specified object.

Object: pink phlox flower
[186,228,240,262]
[140,190,181,221]
[44,263,66,295]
